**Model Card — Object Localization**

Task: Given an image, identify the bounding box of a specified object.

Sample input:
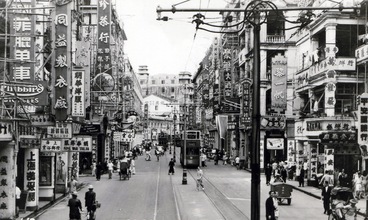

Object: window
[39,157,52,186]
[171,80,175,84]
[162,88,165,93]
[152,80,156,84]
[171,88,175,93]
[161,80,165,84]
[155,106,158,110]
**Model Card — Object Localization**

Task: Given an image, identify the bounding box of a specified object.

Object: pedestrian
[265,163,272,185]
[15,186,21,218]
[168,158,175,175]
[235,156,240,169]
[85,185,96,215]
[196,167,204,190]
[214,154,218,165]
[321,181,332,214]
[107,160,114,179]
[131,158,136,175]
[338,169,347,187]
[91,160,96,177]
[95,162,102,181]
[319,170,334,187]
[265,191,278,220]
[299,166,305,187]
[280,166,287,183]
[155,148,160,161]
[353,171,363,199]
[201,153,207,167]
[68,176,78,198]
[68,191,82,220]
[362,171,368,198]
[223,153,228,165]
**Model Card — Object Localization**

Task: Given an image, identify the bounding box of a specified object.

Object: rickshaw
[328,187,359,220]
[119,161,130,180]
[270,182,293,205]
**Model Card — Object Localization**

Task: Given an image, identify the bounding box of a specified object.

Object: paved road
[32,148,365,220]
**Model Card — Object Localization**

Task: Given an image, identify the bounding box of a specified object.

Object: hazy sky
[115,0,228,76]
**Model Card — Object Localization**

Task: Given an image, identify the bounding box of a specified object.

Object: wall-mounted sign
[47,122,72,138]
[319,131,357,145]
[41,139,62,152]
[309,58,356,78]
[62,136,92,152]
[266,137,285,150]
[355,44,368,63]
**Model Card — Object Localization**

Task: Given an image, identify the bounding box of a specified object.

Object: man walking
[168,158,175,175]
[265,163,272,185]
[85,185,96,214]
[265,191,278,220]
[107,160,114,179]
[68,191,82,220]
[321,181,332,214]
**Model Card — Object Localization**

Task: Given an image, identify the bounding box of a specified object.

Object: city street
[30,148,365,220]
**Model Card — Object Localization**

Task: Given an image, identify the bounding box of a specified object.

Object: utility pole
[182,84,187,185]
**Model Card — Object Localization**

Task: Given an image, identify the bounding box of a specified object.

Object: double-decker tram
[180,130,201,168]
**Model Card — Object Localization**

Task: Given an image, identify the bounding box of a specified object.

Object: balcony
[265,35,285,43]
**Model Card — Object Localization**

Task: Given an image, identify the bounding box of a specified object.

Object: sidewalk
[20,179,88,220]
[283,176,367,217]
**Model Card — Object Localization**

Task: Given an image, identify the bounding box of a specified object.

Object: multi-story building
[194,0,366,184]
[0,1,143,217]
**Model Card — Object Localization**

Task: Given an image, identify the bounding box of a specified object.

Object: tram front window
[187,148,199,155]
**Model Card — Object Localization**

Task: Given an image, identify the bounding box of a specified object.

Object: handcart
[270,182,293,205]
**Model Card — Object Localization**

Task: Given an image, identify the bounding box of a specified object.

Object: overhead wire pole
[157,2,361,220]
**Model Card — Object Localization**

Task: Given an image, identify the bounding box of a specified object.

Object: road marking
[153,161,160,220]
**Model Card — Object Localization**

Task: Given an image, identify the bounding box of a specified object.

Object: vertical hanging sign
[71,70,85,117]
[92,0,113,93]
[54,2,71,121]
[271,54,287,113]
[8,0,48,105]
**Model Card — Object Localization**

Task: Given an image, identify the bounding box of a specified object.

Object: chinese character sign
[0,144,15,218]
[96,0,111,76]
[72,70,85,117]
[24,149,39,208]
[358,93,368,147]
[271,54,287,112]
[53,2,71,120]
[8,0,48,105]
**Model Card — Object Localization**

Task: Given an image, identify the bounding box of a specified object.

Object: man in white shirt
[107,160,114,179]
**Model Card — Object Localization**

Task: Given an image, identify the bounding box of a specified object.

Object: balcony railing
[266,35,285,43]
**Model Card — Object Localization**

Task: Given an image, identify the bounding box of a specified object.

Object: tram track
[187,169,250,220]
